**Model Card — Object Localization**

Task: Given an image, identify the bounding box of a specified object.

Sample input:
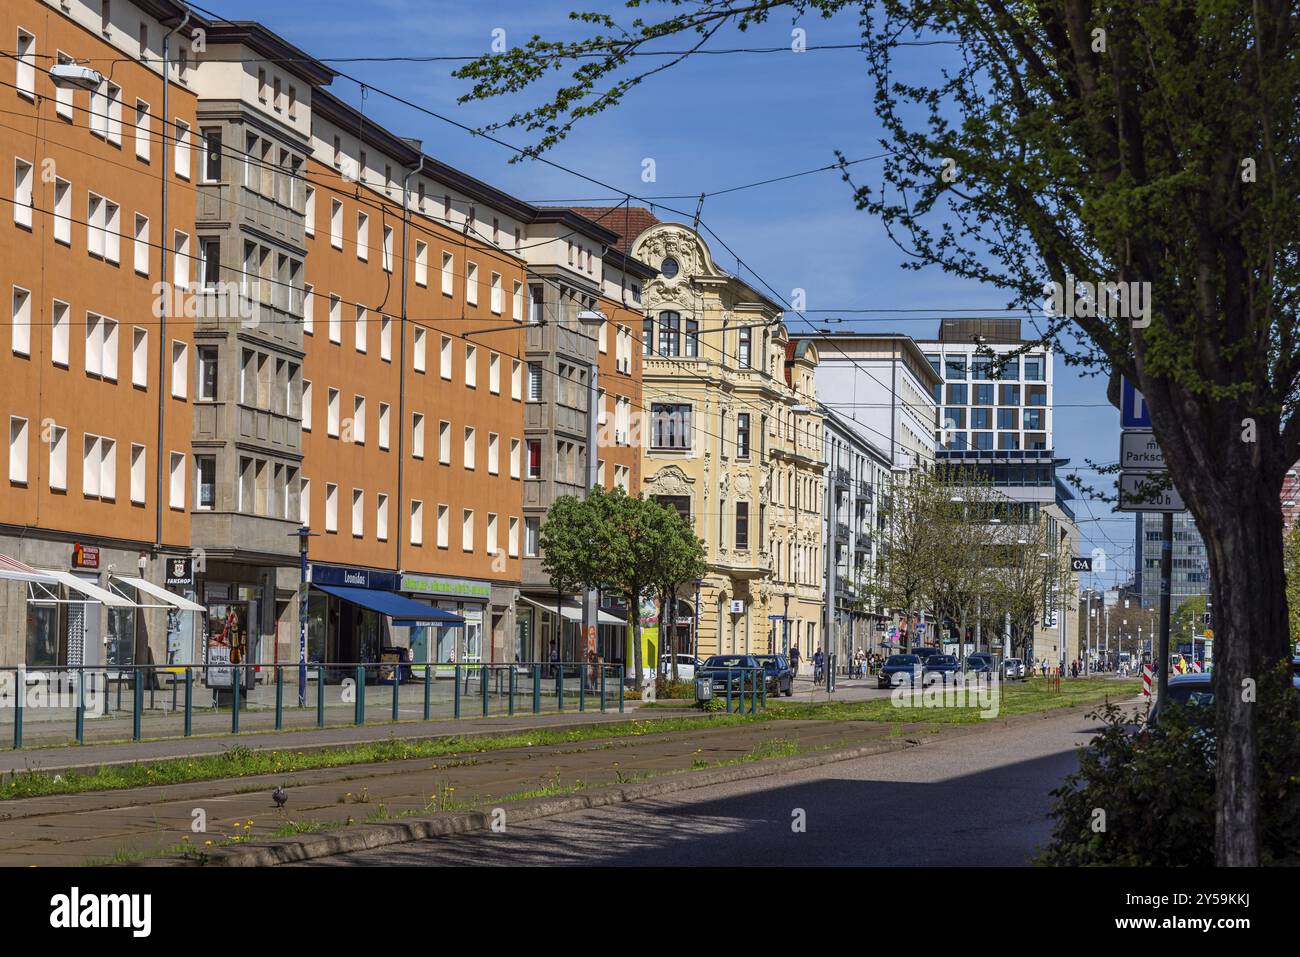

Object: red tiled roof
[563,206,661,254]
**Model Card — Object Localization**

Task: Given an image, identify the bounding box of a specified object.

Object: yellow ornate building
[596,214,825,660]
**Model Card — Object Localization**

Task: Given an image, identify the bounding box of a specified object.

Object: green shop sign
[400,574,492,601]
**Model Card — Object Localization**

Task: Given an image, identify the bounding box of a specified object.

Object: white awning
[113,576,204,612]
[45,571,135,608]
[520,596,626,626]
[0,554,58,585]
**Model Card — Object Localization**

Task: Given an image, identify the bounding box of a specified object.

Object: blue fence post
[13,669,23,750]
[557,665,565,712]
[275,666,284,730]
[354,665,364,726]
[231,668,241,735]
[184,668,193,737]
[761,669,767,710]
[600,666,607,713]
[508,666,516,716]
[316,667,325,728]
[618,664,625,713]
[75,668,85,745]
[726,670,734,714]
[134,668,144,740]
[481,665,489,717]
[532,664,541,714]
[579,663,586,713]
[392,666,401,722]
[454,665,462,719]
[423,664,432,721]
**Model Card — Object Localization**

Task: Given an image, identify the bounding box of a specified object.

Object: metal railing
[0,661,626,750]
[700,667,769,714]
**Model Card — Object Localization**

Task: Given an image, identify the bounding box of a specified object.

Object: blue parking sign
[1121,377,1152,428]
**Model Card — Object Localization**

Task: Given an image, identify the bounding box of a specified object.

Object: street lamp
[291,527,319,707]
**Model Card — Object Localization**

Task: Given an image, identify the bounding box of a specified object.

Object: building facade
[818,404,893,662]
[1,0,200,669]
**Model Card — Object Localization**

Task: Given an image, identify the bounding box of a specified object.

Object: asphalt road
[306,705,1101,867]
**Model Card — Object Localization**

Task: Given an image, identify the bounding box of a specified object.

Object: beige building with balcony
[578,212,824,660]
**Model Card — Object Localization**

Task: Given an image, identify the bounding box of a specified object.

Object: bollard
[481,665,489,717]
[13,669,23,750]
[508,666,516,716]
[600,667,607,713]
[618,664,625,713]
[134,668,144,740]
[423,664,432,721]
[231,668,241,734]
[75,669,85,745]
[275,667,284,730]
[316,666,325,728]
[184,668,193,737]
[454,665,462,719]
[532,664,541,714]
[354,665,364,726]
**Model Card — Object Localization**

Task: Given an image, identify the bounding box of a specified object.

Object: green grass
[0,715,753,802]
[3,679,1135,803]
[763,677,1140,725]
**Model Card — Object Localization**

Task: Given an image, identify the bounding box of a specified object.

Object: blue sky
[205,0,1134,588]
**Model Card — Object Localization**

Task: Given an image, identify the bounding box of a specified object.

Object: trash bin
[695,675,713,702]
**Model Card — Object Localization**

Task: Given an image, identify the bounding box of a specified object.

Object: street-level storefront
[516,594,625,664]
[399,574,494,676]
[301,563,463,682]
[1,549,199,672]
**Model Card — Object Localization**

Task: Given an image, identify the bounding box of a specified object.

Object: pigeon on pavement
[272,786,288,808]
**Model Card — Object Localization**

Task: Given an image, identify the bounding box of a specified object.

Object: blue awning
[314,584,465,626]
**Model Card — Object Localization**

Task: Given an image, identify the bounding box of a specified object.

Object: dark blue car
[922,654,961,684]
[878,654,922,688]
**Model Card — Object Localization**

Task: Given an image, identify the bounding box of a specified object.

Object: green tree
[1285,524,1300,645]
[1170,594,1209,653]
[538,495,597,660]
[650,504,708,682]
[455,0,1298,865]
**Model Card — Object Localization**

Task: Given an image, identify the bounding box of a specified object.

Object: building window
[354,306,367,353]
[525,517,540,557]
[437,504,449,548]
[466,262,479,306]
[356,212,369,260]
[657,311,680,357]
[527,363,542,401]
[463,426,476,469]
[736,413,750,459]
[382,225,393,272]
[490,273,503,314]
[53,179,71,245]
[438,420,451,464]
[376,493,389,541]
[8,417,29,485]
[330,200,343,249]
[170,341,187,398]
[196,346,218,400]
[510,438,521,479]
[462,509,474,552]
[378,402,390,449]
[411,412,425,458]
[488,432,499,474]
[526,439,542,479]
[169,452,185,509]
[441,252,454,295]
[173,120,191,179]
[12,158,33,228]
[352,489,364,538]
[415,242,428,286]
[465,344,477,387]
[413,327,427,372]
[651,403,691,450]
[195,454,215,509]
[410,500,424,546]
[201,128,222,182]
[439,335,451,379]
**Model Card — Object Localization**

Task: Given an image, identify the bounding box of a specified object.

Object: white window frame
[8,416,29,485]
[13,158,33,228]
[170,340,188,398]
[11,286,31,357]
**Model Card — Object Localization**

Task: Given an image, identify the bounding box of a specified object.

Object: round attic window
[661,257,680,279]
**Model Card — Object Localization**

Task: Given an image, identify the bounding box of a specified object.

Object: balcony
[834,467,851,489]
[859,480,874,503]
[835,522,851,542]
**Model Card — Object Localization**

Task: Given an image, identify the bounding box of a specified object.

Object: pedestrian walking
[789,644,801,677]
[813,647,826,685]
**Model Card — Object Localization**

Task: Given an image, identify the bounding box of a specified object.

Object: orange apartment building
[1,0,200,671]
[0,2,652,677]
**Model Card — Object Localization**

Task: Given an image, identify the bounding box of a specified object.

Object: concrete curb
[136,693,1135,867]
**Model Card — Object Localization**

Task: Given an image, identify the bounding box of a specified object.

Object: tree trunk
[630,585,643,688]
[1201,482,1291,866]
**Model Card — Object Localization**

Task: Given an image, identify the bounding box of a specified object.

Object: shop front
[302,563,465,683]
[398,574,498,676]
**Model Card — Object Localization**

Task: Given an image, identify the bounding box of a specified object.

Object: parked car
[1002,658,1025,681]
[922,654,961,683]
[698,655,762,695]
[967,653,996,675]
[753,654,795,696]
[659,654,702,681]
[878,654,922,688]
[1148,666,1300,727]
